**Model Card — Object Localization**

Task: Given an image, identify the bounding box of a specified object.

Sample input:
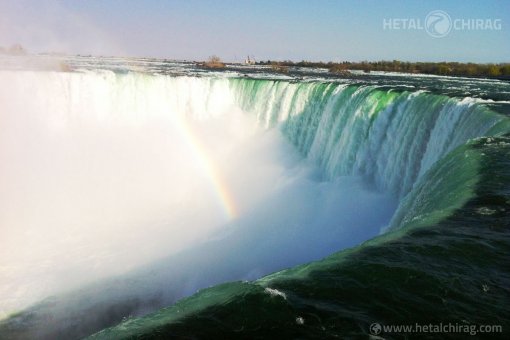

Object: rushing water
[1,56,509,339]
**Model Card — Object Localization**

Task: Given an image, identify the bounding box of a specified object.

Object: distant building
[245,56,256,65]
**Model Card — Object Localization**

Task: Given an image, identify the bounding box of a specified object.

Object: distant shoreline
[256,59,510,80]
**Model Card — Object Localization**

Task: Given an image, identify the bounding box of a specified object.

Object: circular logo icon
[425,10,452,38]
[370,322,382,335]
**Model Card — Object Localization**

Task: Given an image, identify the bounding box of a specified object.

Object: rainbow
[176,115,237,220]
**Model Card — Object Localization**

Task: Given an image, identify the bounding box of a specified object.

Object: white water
[231,80,503,198]
[0,71,396,318]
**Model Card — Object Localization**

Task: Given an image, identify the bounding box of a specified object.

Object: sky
[0,0,508,62]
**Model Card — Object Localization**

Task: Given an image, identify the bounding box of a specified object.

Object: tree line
[258,59,510,78]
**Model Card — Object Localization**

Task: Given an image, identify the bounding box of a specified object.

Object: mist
[0,70,396,326]
[0,0,123,57]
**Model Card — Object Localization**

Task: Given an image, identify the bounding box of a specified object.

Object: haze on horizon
[0,0,509,63]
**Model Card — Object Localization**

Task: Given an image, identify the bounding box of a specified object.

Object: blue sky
[0,0,508,62]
